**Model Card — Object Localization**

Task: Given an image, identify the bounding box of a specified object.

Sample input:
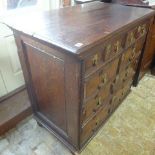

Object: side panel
[14,33,80,150]
[24,43,67,132]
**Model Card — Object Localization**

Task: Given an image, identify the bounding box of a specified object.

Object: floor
[0,74,155,155]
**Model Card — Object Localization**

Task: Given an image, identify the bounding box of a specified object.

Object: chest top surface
[4,2,155,56]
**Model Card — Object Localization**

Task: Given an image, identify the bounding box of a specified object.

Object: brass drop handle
[114,41,120,52]
[125,70,129,77]
[115,75,119,83]
[122,91,124,96]
[92,54,98,66]
[130,32,135,43]
[101,74,107,84]
[112,96,118,104]
[95,119,100,126]
[138,26,141,32]
[129,57,132,62]
[96,97,102,106]
[106,44,111,55]
[82,108,86,116]
[132,47,136,58]
[141,25,146,35]
[122,78,126,82]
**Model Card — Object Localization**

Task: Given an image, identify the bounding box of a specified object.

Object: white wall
[37,0,61,11]
[0,0,62,98]
[0,23,25,97]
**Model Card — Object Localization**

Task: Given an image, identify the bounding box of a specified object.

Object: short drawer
[81,83,111,124]
[125,27,137,48]
[125,21,149,48]
[119,47,134,71]
[110,88,122,111]
[111,66,135,94]
[84,57,119,98]
[84,35,125,72]
[110,80,131,111]
[80,104,110,145]
[84,45,104,72]
[104,35,125,61]
[133,36,146,58]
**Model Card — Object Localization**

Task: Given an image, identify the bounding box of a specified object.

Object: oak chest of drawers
[5,2,155,153]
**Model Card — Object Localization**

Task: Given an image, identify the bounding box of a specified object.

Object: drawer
[110,80,131,111]
[104,35,125,61]
[125,21,149,48]
[84,35,124,72]
[119,44,142,72]
[111,67,135,94]
[84,58,119,98]
[110,88,122,111]
[80,104,110,145]
[121,81,132,100]
[81,83,111,123]
[84,46,104,72]
[119,47,134,71]
[131,57,140,71]
[120,36,145,72]
[135,22,149,39]
[133,36,145,58]
[125,27,137,48]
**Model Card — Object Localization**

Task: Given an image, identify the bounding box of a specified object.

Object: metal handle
[82,108,86,116]
[92,54,98,66]
[130,32,135,43]
[132,47,136,58]
[95,119,100,126]
[114,41,120,52]
[112,96,117,103]
[141,24,146,35]
[101,73,107,84]
[96,97,102,106]
[106,44,111,54]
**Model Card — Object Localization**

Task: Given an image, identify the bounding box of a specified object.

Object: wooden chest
[4,2,155,153]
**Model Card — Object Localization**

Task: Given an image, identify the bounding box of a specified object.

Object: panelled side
[14,33,81,150]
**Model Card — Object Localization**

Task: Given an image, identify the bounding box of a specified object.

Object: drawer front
[125,21,149,48]
[120,35,146,72]
[84,58,119,98]
[80,104,111,145]
[119,47,134,71]
[81,83,111,124]
[125,27,137,48]
[120,38,144,70]
[84,35,125,72]
[84,46,104,72]
[104,35,125,61]
[111,66,135,94]
[110,80,132,111]
[134,36,146,58]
